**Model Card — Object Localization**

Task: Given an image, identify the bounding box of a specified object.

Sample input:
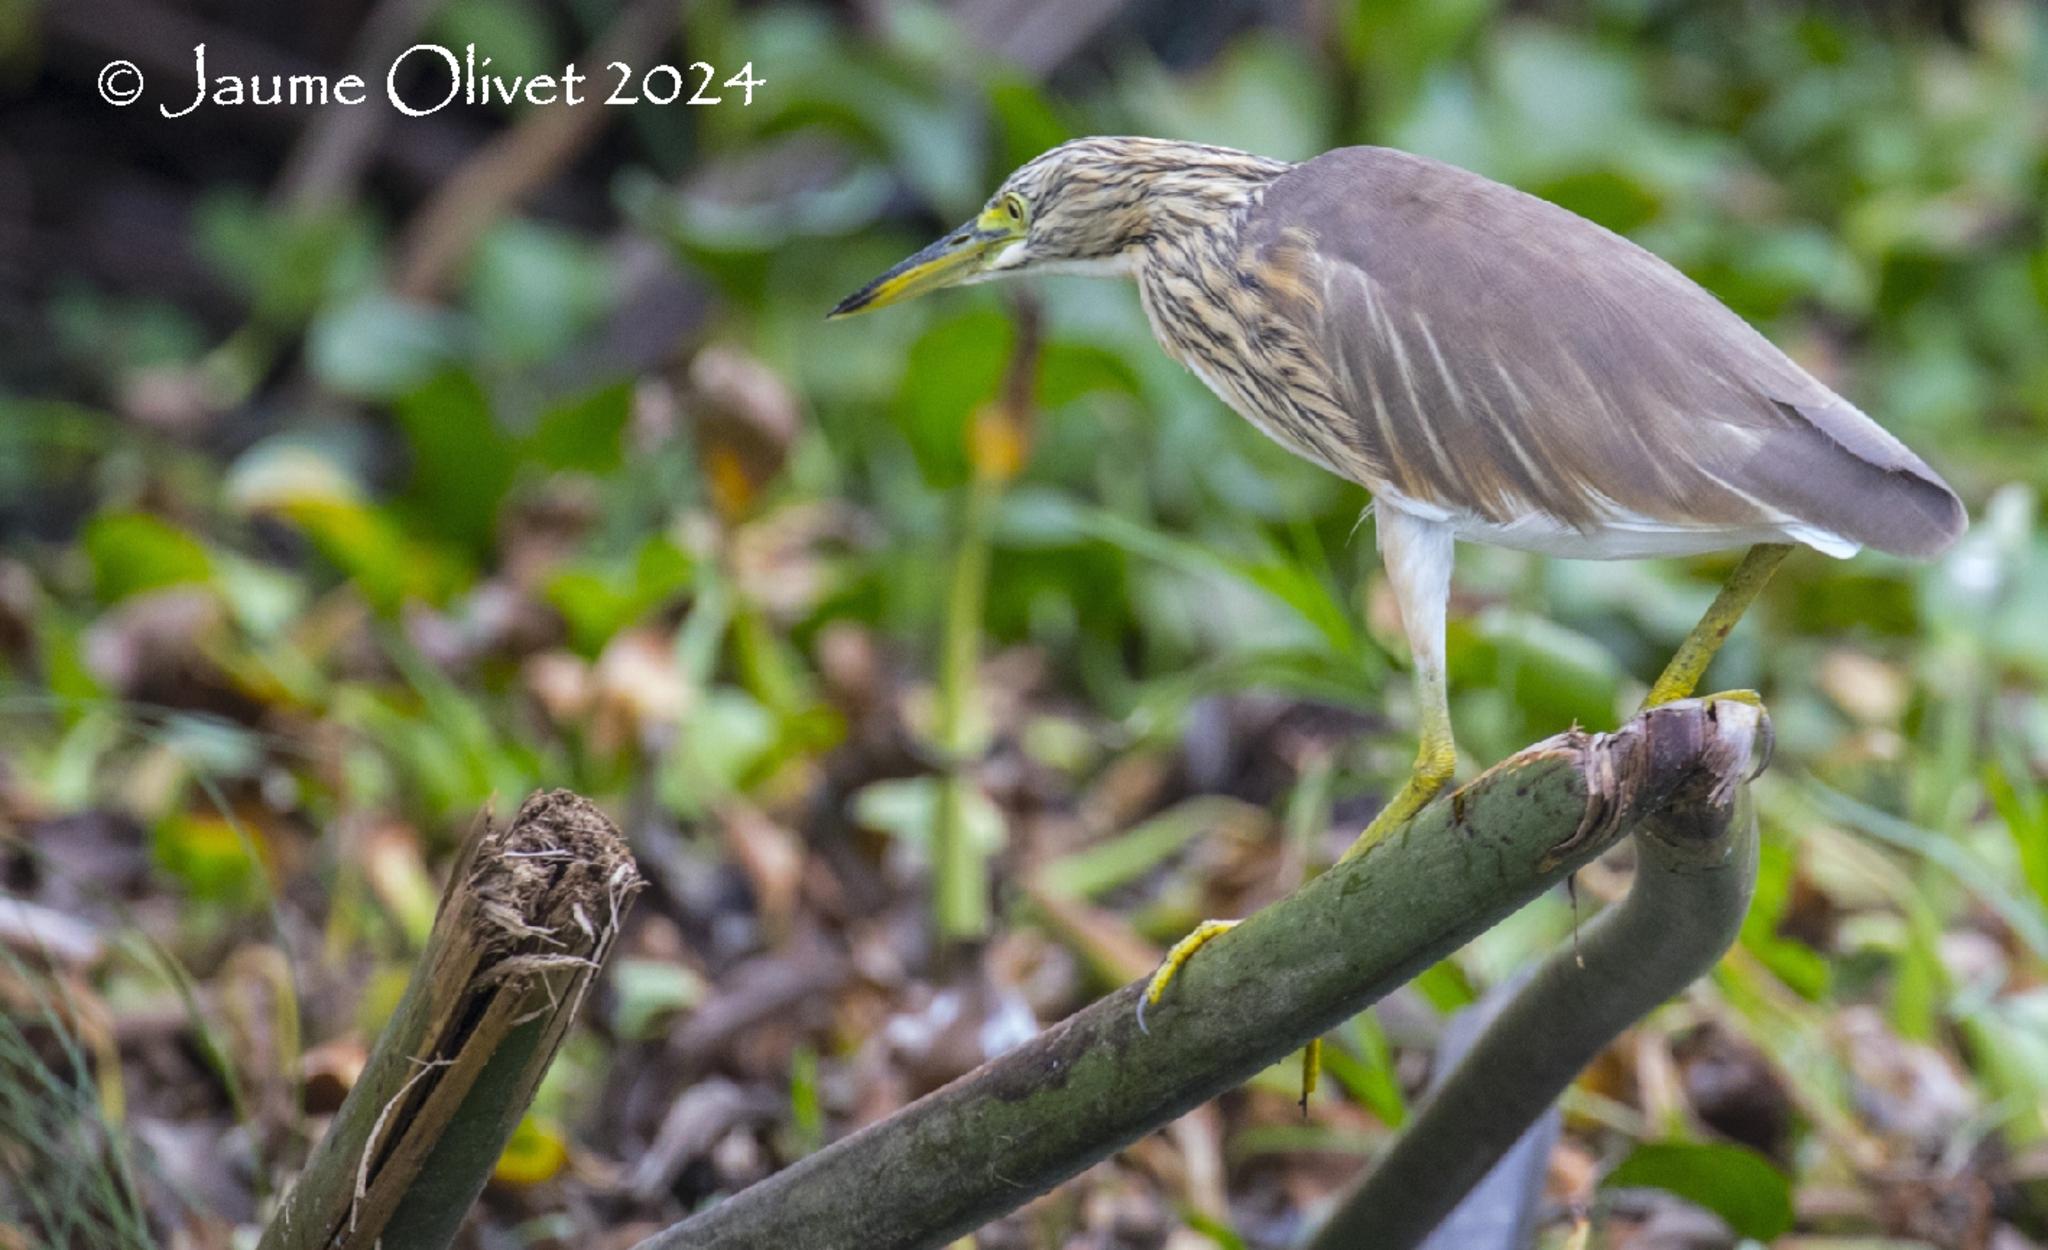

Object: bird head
[828,137,1284,318]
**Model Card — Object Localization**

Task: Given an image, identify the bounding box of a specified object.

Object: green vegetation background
[3,0,2047,1246]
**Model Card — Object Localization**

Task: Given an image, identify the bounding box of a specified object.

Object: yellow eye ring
[1001,193,1028,224]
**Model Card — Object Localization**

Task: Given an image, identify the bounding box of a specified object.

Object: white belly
[1378,487,1860,561]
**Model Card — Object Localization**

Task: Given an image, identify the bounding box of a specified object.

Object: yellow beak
[829,216,1018,318]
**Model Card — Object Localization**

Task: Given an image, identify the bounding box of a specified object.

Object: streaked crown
[990,137,1292,268]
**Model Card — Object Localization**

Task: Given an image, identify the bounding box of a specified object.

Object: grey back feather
[1240,147,1964,557]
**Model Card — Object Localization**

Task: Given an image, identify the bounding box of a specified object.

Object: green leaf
[543,537,694,655]
[0,401,115,513]
[896,308,1012,489]
[786,1045,825,1157]
[1602,1142,1794,1240]
[193,190,377,328]
[1488,24,1649,173]
[986,76,1076,175]
[152,810,263,907]
[393,372,518,555]
[665,688,779,806]
[1530,167,1662,235]
[1890,895,1947,1043]
[1810,782,2048,964]
[852,776,1005,855]
[1328,1012,1406,1127]
[1122,35,1332,163]
[466,221,615,364]
[1179,1210,1249,1250]
[1986,758,2048,916]
[46,288,209,375]
[1740,838,1832,1000]
[530,380,633,473]
[1008,496,1363,663]
[36,613,104,705]
[379,640,544,808]
[1038,797,1263,899]
[1343,0,1499,125]
[307,292,460,399]
[609,958,706,1040]
[1960,991,2048,1147]
[1410,960,1476,1012]
[277,498,464,611]
[430,0,557,97]
[1038,341,1144,408]
[1452,611,1622,734]
[84,512,214,602]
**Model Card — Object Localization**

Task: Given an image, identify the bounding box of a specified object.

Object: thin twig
[272,0,456,214]
[388,0,680,300]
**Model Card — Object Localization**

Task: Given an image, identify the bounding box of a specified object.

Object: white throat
[981,242,1137,280]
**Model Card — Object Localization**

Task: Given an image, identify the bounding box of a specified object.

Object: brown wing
[1243,147,1964,557]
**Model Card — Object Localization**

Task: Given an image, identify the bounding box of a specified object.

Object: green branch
[633,698,1762,1250]
[1307,706,1762,1249]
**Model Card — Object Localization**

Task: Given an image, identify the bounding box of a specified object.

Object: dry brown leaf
[591,627,688,753]
[524,650,595,725]
[1818,648,1910,725]
[717,801,805,941]
[300,1036,368,1116]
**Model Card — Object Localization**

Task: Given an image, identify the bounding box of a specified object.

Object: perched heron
[832,137,1965,1045]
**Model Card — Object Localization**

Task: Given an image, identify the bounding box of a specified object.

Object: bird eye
[1002,194,1027,223]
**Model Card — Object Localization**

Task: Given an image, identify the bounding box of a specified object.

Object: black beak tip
[827,291,870,320]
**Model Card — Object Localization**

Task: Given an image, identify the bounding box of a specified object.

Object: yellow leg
[1341,508,1459,863]
[1136,545,1789,1101]
[1136,510,1458,1116]
[1339,670,1455,863]
[1642,544,1792,708]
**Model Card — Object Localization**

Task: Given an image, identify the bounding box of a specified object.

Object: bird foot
[1137,916,1322,1111]
[1338,750,1455,865]
[1699,687,1764,709]
[1137,918,1238,1035]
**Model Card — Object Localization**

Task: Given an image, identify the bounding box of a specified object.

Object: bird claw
[1136,918,1240,1036]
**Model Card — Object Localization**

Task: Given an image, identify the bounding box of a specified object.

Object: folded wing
[1245,147,1964,558]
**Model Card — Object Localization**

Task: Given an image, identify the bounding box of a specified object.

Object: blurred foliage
[5,0,2048,1245]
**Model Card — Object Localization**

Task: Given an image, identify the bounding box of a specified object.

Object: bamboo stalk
[259,791,640,1250]
[632,698,1761,1250]
[1307,727,1761,1248]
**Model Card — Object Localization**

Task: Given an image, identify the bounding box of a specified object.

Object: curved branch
[1307,706,1762,1249]
[633,698,1762,1250]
